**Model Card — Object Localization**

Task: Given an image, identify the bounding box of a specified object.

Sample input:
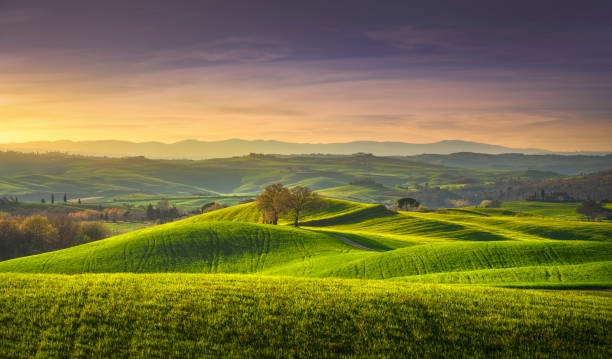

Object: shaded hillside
[0,151,561,201]
[411,152,612,175]
[410,169,612,208]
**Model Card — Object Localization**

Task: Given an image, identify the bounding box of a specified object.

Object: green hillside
[1,198,610,287]
[0,220,365,276]
[1,197,611,357]
[1,273,610,358]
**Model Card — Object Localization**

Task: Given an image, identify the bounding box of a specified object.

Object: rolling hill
[0,151,575,204]
[1,198,610,287]
[1,273,609,358]
[1,197,611,357]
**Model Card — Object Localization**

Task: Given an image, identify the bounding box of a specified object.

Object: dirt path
[331,234,382,252]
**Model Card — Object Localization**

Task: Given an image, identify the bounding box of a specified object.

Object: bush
[80,222,110,242]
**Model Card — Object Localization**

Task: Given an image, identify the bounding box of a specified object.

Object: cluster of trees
[201,202,225,213]
[576,201,611,220]
[68,208,129,221]
[40,193,70,204]
[408,170,611,208]
[0,213,110,260]
[145,201,181,223]
[255,184,324,226]
[525,190,574,202]
[395,197,420,211]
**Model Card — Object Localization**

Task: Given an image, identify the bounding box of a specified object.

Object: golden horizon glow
[1,60,610,152]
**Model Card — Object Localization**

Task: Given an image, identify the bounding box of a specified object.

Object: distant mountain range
[0,139,609,159]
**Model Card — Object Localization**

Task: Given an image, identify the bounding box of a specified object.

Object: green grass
[501,201,583,218]
[391,261,612,287]
[103,221,154,235]
[0,220,363,275]
[1,198,610,287]
[1,197,612,357]
[1,273,610,358]
[88,194,253,211]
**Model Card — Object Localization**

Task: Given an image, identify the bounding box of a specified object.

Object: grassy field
[86,193,253,211]
[0,273,610,358]
[1,197,611,357]
[501,201,583,218]
[2,198,610,287]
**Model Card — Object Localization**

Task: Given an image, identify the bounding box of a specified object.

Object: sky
[1,0,611,151]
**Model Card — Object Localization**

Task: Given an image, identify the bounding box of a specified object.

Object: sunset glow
[1,1,611,151]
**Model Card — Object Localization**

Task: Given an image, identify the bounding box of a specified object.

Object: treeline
[411,170,612,208]
[0,214,110,261]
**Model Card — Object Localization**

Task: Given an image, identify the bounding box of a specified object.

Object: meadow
[1,197,610,357]
[0,274,610,358]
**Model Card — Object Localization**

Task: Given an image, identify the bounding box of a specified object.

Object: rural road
[331,234,382,252]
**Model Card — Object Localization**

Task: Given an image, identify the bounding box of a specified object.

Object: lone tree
[397,197,420,211]
[286,186,324,226]
[51,194,55,204]
[63,193,67,203]
[256,183,290,225]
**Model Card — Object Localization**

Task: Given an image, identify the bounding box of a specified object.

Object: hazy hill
[411,152,612,175]
[2,139,603,159]
[0,152,565,201]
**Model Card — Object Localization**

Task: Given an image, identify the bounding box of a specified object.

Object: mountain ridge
[2,139,608,159]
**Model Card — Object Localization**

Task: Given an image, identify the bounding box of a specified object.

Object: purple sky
[1,0,611,150]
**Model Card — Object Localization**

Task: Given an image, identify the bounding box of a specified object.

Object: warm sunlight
[0,1,610,358]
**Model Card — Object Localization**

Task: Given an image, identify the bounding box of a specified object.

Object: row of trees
[255,184,324,226]
[0,214,110,260]
[40,193,72,204]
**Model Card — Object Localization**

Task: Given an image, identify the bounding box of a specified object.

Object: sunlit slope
[392,261,612,288]
[1,198,610,287]
[314,240,612,281]
[195,198,380,224]
[0,220,364,275]
[1,273,610,358]
[305,207,612,246]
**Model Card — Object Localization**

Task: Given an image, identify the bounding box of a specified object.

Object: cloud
[137,36,291,68]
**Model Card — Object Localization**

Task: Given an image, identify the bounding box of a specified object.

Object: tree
[51,194,55,204]
[79,222,110,242]
[156,200,170,212]
[146,204,155,220]
[41,198,45,204]
[201,202,224,213]
[78,198,81,205]
[19,215,59,252]
[397,197,420,211]
[286,186,324,226]
[63,193,67,203]
[256,183,290,225]
[479,199,502,208]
